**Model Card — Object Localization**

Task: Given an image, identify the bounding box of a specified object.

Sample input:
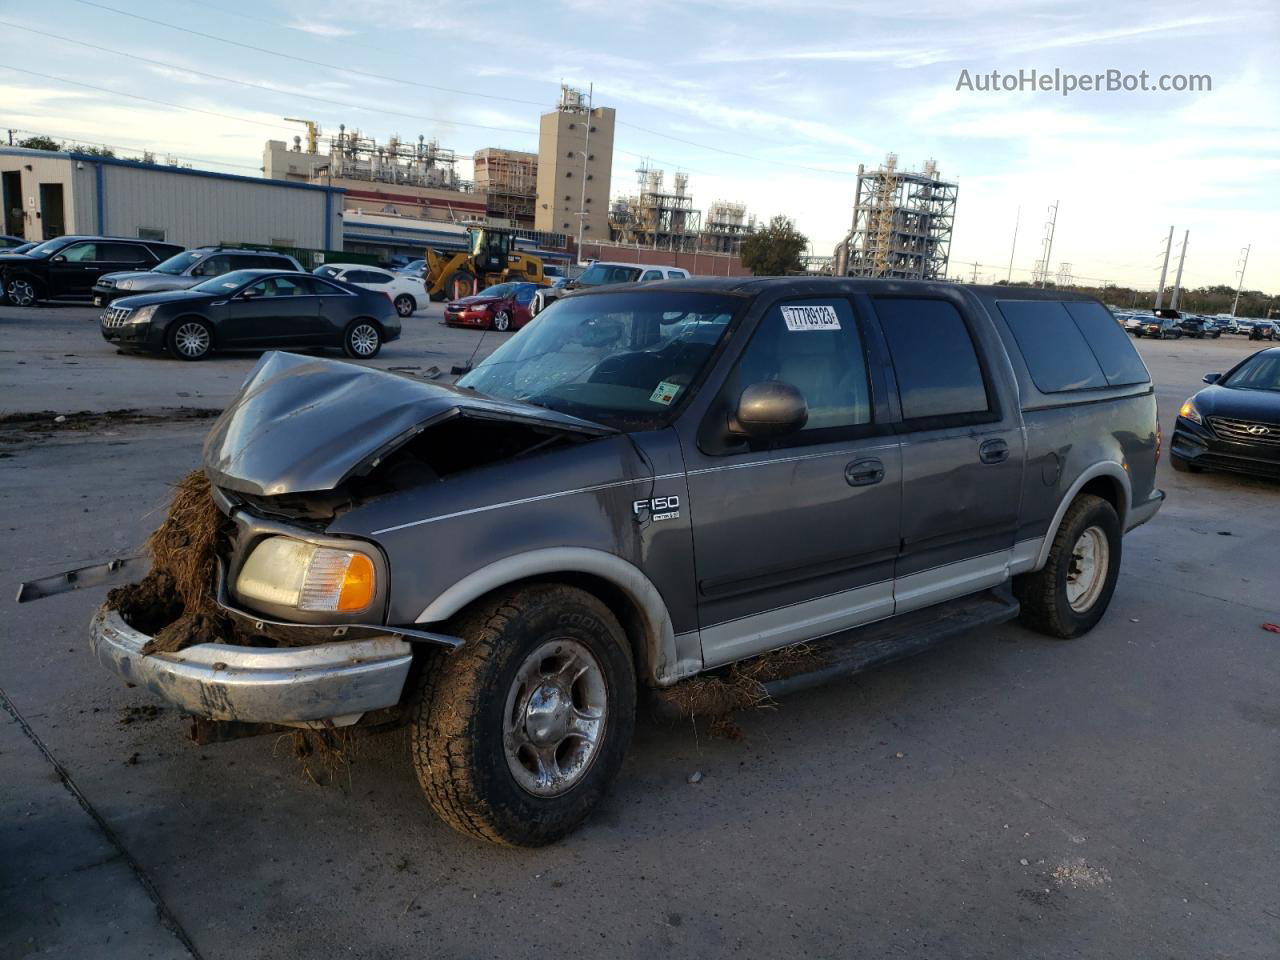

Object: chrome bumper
[90,606,414,727]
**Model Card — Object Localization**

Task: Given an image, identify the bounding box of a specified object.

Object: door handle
[979,438,1010,464]
[845,458,885,487]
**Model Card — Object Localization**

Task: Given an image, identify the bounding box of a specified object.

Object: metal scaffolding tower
[833,155,958,280]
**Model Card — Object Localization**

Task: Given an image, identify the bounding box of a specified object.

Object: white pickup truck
[530,261,690,316]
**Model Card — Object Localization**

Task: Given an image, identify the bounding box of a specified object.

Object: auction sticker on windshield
[649,381,682,405]
[781,305,841,331]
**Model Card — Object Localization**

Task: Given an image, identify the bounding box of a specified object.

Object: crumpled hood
[447,294,501,309]
[202,351,615,496]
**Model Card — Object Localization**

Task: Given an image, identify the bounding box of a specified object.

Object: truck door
[867,294,1024,613]
[681,296,902,668]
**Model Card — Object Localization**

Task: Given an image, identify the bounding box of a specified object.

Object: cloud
[286,20,354,38]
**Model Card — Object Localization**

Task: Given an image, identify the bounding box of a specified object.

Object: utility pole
[969,260,980,283]
[575,82,594,264]
[1231,244,1251,317]
[1154,225,1174,309]
[1038,201,1058,288]
[1170,229,1189,310]
[1007,205,1019,283]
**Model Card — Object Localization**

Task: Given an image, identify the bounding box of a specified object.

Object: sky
[1,0,1277,291]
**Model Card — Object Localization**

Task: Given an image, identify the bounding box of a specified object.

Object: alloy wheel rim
[174,322,210,357]
[395,296,412,317]
[350,324,379,356]
[494,311,510,331]
[1066,525,1110,613]
[503,639,607,798]
[9,281,34,305]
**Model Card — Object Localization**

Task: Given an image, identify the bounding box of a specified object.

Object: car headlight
[1179,397,1203,425]
[129,304,157,325]
[235,537,377,613]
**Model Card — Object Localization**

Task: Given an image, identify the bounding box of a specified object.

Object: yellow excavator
[425,225,551,301]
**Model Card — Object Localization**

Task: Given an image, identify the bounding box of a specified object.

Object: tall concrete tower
[535,85,615,244]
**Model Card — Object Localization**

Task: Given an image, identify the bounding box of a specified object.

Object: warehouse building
[1,147,345,250]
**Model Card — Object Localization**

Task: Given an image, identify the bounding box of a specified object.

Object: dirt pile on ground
[107,469,240,654]
[653,643,825,735]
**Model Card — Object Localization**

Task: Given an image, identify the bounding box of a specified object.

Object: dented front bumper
[90,605,415,727]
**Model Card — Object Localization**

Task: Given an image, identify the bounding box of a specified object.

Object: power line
[0,22,538,141]
[2,124,263,172]
[64,0,853,177]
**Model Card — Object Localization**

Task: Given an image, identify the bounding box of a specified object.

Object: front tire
[393,294,415,317]
[5,277,39,306]
[166,318,213,360]
[343,320,382,358]
[492,309,511,332]
[411,584,636,846]
[1014,494,1121,639]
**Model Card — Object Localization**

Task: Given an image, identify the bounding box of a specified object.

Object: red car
[443,281,540,332]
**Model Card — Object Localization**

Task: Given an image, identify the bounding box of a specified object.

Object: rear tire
[166,318,213,360]
[411,584,636,846]
[343,320,382,358]
[1014,494,1121,639]
[444,271,476,301]
[393,294,415,317]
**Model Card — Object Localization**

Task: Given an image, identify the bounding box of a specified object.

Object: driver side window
[717,298,872,448]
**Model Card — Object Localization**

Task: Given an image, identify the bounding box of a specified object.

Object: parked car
[1137,316,1182,339]
[1,234,26,249]
[1177,316,1219,339]
[395,258,425,278]
[94,247,302,306]
[312,263,424,317]
[1172,347,1280,477]
[1123,313,1151,334]
[99,269,400,360]
[443,280,540,331]
[86,278,1160,845]
[0,235,183,306]
[530,261,691,316]
[1248,320,1277,341]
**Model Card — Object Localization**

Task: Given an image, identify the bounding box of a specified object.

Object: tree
[17,135,61,151]
[739,215,808,276]
[75,145,116,158]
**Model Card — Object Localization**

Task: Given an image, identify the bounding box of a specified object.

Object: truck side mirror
[729,381,808,439]
[1203,373,1221,384]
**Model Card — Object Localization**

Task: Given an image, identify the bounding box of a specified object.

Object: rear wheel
[166,318,213,360]
[1014,494,1122,639]
[393,294,416,317]
[343,320,382,359]
[411,584,636,846]
[5,277,39,306]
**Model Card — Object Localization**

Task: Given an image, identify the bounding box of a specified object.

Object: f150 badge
[633,496,680,522]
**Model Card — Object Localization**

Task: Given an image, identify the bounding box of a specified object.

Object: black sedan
[1172,347,1280,478]
[99,269,400,361]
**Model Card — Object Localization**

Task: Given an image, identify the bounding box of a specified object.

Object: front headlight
[236,536,377,613]
[129,304,157,324]
[1178,397,1203,425]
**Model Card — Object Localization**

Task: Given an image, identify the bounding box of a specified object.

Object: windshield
[457,291,738,429]
[191,269,262,293]
[577,263,642,287]
[24,237,77,259]
[154,250,207,275]
[480,282,517,298]
[1223,353,1280,391]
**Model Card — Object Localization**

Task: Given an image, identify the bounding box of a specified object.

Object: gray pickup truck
[87,277,1162,846]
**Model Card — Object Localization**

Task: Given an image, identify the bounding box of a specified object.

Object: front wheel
[492,309,511,332]
[343,320,382,358]
[1014,494,1122,639]
[166,318,213,360]
[393,294,416,317]
[5,277,39,306]
[411,584,636,846]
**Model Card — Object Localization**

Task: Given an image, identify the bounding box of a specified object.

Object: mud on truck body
[72,277,1162,846]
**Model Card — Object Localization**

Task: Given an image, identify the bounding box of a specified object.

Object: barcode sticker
[781,304,841,331]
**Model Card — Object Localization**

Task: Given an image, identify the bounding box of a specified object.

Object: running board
[761,587,1020,699]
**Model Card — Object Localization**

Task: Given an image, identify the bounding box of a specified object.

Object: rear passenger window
[874,298,990,422]
[666,270,685,280]
[997,300,1107,393]
[1062,301,1150,385]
